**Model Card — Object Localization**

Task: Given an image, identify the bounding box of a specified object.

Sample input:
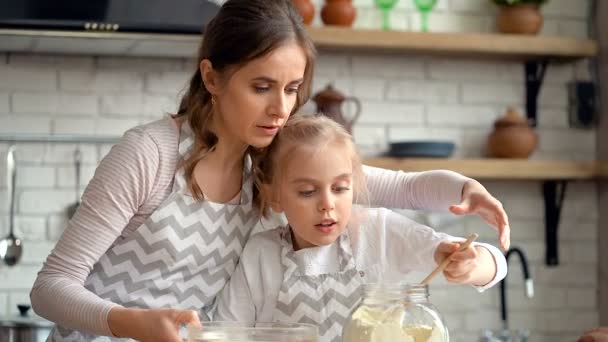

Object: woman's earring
[211,96,216,106]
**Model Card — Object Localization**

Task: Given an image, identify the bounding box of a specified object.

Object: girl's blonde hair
[252,115,368,217]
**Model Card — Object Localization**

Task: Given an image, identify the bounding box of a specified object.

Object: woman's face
[212,41,308,149]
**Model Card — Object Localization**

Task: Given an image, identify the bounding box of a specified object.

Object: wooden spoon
[420,233,478,285]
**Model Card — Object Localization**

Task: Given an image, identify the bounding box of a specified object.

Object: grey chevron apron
[50,123,258,342]
[273,226,365,342]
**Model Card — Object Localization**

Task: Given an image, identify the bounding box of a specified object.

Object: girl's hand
[108,307,201,342]
[434,241,495,286]
[579,327,608,342]
[449,179,511,251]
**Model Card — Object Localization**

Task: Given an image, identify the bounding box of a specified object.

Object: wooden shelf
[0,27,598,60]
[308,27,599,61]
[363,158,608,180]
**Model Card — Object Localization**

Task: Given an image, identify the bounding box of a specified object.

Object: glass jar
[343,283,448,342]
[187,321,319,342]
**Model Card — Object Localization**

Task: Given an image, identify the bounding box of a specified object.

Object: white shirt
[215,207,508,323]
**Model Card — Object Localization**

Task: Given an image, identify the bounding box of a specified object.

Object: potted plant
[491,0,549,35]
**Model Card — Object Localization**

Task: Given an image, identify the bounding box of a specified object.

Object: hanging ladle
[0,145,23,266]
[67,147,82,219]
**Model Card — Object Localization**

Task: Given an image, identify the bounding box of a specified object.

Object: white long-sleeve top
[216,207,508,323]
[30,116,472,336]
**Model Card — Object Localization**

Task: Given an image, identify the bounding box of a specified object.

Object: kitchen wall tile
[7,53,94,69]
[426,104,499,127]
[461,82,522,105]
[145,71,190,95]
[0,66,57,91]
[100,94,143,116]
[409,13,490,33]
[448,0,496,13]
[0,92,9,113]
[16,166,55,188]
[352,55,425,79]
[97,56,186,72]
[386,80,459,103]
[357,101,424,125]
[0,292,7,316]
[543,0,589,19]
[347,78,383,101]
[19,190,77,214]
[12,92,98,116]
[14,216,47,242]
[0,116,51,134]
[566,288,598,309]
[60,70,143,93]
[0,266,40,290]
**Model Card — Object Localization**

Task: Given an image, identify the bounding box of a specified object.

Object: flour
[342,305,446,342]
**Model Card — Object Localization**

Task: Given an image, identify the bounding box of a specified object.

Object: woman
[30,1,510,341]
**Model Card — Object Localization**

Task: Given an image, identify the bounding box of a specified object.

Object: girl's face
[211,41,307,149]
[273,141,354,250]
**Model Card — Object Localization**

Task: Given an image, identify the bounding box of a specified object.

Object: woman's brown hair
[175,0,316,200]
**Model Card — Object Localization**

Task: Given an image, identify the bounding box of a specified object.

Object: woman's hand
[579,327,608,342]
[108,306,201,342]
[434,241,496,287]
[449,179,510,251]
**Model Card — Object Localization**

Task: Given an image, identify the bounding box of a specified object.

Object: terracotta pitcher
[292,0,315,25]
[487,107,538,158]
[321,0,356,27]
[312,84,361,134]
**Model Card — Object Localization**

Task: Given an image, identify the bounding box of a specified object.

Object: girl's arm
[362,166,510,250]
[30,127,161,336]
[366,208,506,291]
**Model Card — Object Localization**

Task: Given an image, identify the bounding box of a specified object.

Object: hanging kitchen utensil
[0,145,23,267]
[67,147,82,219]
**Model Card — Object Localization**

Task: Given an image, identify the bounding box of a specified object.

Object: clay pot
[496,4,543,35]
[487,107,538,158]
[292,0,315,25]
[312,84,361,134]
[321,0,356,27]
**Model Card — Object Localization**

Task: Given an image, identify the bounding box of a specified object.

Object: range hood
[0,0,221,57]
[0,0,220,34]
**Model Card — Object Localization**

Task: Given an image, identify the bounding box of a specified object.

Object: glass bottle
[343,283,448,342]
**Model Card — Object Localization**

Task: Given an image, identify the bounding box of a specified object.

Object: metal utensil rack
[0,133,120,145]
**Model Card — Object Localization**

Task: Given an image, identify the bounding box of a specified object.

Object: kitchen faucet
[481,247,534,342]
[500,247,534,330]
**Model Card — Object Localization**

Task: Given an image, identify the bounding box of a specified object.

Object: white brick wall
[0,0,599,340]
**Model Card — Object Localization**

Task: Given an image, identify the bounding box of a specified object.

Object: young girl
[30,1,509,341]
[215,116,507,342]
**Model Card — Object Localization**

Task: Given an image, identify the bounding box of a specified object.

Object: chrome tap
[500,247,534,331]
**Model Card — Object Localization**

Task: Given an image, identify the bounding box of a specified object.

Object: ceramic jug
[292,0,315,25]
[321,0,356,27]
[312,84,361,134]
[487,107,538,158]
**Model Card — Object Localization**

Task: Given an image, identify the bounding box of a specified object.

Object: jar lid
[0,304,54,328]
[495,107,529,127]
[312,84,345,102]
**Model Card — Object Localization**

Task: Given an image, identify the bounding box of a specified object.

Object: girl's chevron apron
[272,226,365,342]
[50,123,258,342]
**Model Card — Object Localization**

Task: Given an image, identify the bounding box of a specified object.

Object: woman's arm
[362,166,510,250]
[30,127,161,336]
